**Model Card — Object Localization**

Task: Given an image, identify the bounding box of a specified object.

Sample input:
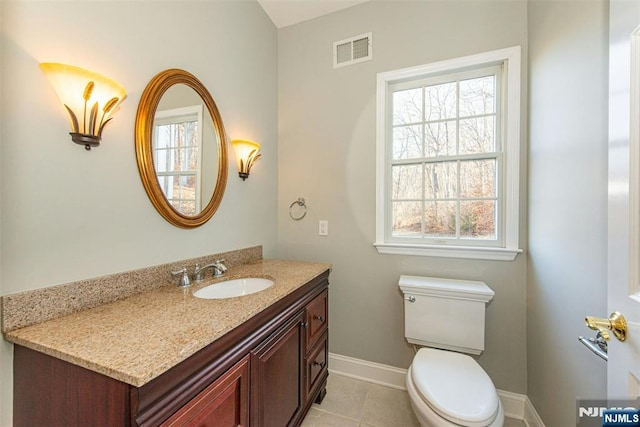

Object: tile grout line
[311,406,361,423]
[359,381,373,424]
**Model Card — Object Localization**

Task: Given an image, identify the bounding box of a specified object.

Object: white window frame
[153,105,204,213]
[374,46,522,261]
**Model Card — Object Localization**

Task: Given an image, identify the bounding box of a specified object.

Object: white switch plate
[319,220,328,236]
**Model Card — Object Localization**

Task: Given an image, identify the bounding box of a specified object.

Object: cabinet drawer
[306,289,328,349]
[305,331,328,397]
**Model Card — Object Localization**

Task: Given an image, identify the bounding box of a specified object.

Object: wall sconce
[40,63,126,150]
[231,139,261,180]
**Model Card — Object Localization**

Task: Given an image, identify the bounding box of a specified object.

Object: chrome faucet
[171,267,191,288]
[193,259,228,282]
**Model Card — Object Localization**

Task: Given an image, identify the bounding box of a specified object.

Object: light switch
[319,220,328,236]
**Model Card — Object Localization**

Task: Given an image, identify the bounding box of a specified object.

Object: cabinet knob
[313,361,326,369]
[313,315,325,322]
[302,321,309,328]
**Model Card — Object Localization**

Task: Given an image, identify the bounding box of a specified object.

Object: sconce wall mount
[231,139,261,180]
[40,63,126,150]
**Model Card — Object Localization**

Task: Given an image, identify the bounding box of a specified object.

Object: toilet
[399,275,504,427]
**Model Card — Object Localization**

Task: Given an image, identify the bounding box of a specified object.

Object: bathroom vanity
[3,256,330,426]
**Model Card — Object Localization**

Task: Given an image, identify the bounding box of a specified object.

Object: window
[375,47,522,261]
[153,105,203,216]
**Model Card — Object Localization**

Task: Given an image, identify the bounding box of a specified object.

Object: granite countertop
[4,259,330,387]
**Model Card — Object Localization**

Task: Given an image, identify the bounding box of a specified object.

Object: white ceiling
[257,0,371,28]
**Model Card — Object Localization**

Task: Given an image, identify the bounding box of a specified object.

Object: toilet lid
[411,348,499,427]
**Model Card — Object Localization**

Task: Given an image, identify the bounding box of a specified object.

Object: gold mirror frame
[135,69,228,228]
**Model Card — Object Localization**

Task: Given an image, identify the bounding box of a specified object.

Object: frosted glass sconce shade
[40,63,126,150]
[231,139,261,180]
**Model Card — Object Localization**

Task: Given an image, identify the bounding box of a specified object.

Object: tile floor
[301,373,526,427]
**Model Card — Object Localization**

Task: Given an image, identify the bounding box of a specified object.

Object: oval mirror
[135,69,228,228]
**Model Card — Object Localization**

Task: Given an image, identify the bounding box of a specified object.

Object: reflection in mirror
[135,69,228,228]
[154,104,203,215]
[153,84,219,216]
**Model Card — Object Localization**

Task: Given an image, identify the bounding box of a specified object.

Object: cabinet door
[250,312,305,427]
[160,356,250,427]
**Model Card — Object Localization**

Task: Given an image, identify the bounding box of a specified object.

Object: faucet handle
[214,259,228,275]
[171,267,191,288]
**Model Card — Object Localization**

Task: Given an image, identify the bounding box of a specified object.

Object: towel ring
[289,198,307,221]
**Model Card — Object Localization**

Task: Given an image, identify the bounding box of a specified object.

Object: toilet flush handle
[404,295,416,303]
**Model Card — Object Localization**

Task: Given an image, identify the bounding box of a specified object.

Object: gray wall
[527,1,609,425]
[0,2,277,424]
[277,0,528,394]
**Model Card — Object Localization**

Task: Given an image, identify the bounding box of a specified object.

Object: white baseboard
[328,352,545,426]
[328,352,407,389]
[523,396,546,427]
[497,389,526,419]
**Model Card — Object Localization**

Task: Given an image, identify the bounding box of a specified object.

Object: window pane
[392,165,422,200]
[425,121,456,157]
[425,162,457,200]
[459,75,496,118]
[155,125,171,149]
[180,175,195,197]
[459,116,495,154]
[179,147,194,171]
[424,201,456,238]
[460,200,496,239]
[181,200,196,216]
[393,88,422,125]
[392,201,422,237]
[459,160,496,198]
[173,175,182,198]
[162,124,178,149]
[154,149,168,173]
[425,82,456,121]
[160,149,172,172]
[186,146,199,171]
[183,121,197,146]
[393,125,422,159]
[164,176,174,198]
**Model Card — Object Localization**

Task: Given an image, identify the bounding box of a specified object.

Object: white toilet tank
[399,275,495,355]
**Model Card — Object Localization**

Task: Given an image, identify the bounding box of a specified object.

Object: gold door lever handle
[585,312,627,342]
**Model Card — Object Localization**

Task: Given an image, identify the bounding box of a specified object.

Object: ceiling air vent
[333,32,372,69]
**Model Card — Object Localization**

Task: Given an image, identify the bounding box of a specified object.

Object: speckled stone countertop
[4,259,330,387]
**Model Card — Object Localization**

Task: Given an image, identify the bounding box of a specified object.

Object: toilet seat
[410,348,500,427]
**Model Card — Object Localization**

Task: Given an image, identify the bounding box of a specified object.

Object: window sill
[373,242,522,261]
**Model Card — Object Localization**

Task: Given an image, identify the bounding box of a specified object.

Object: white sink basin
[193,277,274,299]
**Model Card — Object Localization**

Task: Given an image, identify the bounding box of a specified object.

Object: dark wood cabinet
[305,289,328,350]
[303,289,328,405]
[249,288,329,427]
[250,312,305,426]
[13,345,130,426]
[305,330,328,400]
[13,271,329,427]
[160,356,250,427]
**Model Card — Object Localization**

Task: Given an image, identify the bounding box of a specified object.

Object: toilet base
[406,365,504,427]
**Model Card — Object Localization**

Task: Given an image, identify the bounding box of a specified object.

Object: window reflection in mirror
[153,84,219,217]
[154,105,202,215]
